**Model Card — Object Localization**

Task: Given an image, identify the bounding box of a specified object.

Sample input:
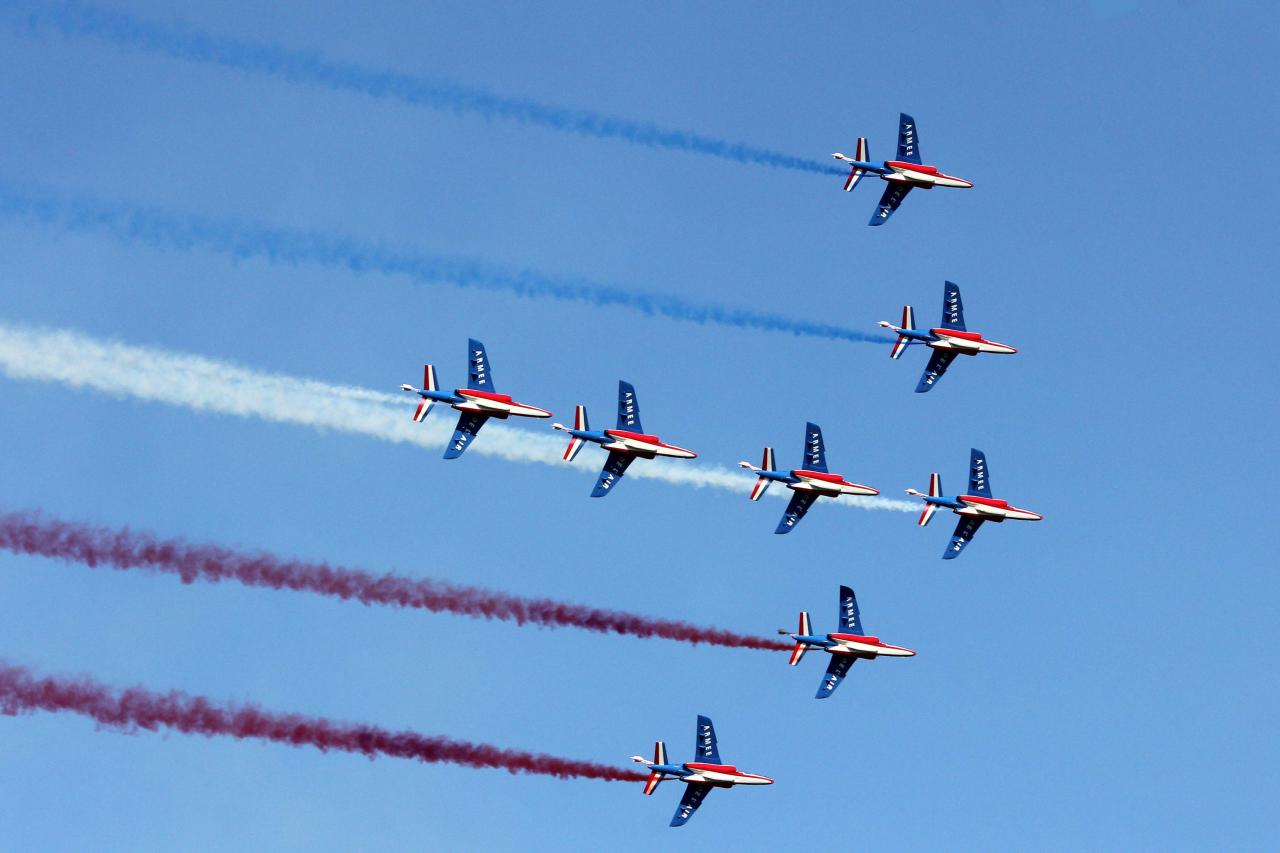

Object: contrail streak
[0,509,791,652]
[7,1,844,177]
[0,321,918,513]
[0,183,887,345]
[0,660,645,781]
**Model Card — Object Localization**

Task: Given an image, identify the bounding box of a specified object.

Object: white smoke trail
[0,322,916,512]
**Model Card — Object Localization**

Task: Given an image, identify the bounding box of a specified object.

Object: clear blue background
[1,1,1277,849]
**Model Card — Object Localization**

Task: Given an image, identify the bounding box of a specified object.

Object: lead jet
[630,715,773,827]
[553,381,696,497]
[778,585,915,699]
[833,113,973,225]
[878,281,1017,392]
[399,338,552,459]
[738,422,879,533]
[906,448,1043,559]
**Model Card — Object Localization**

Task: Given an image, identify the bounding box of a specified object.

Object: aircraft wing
[815,653,856,699]
[617,380,642,431]
[968,448,992,497]
[869,183,912,226]
[896,112,922,164]
[802,422,827,472]
[442,411,489,459]
[943,516,984,560]
[669,783,713,827]
[466,338,495,391]
[837,585,864,633]
[915,349,958,393]
[941,281,966,330]
[589,451,635,497]
[694,715,721,763]
[775,491,819,534]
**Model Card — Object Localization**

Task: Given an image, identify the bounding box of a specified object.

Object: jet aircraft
[739,422,879,533]
[779,585,915,699]
[833,113,973,225]
[879,281,1017,392]
[400,339,552,459]
[553,381,696,497]
[630,715,773,827]
[906,448,1043,559]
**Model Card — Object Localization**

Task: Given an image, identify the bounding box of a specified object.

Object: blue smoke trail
[8,1,846,177]
[0,182,888,344]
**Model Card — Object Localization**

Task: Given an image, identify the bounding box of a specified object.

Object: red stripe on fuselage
[931,328,984,341]
[886,161,939,174]
[792,470,846,484]
[960,495,1008,508]
[457,389,513,403]
[606,430,661,444]
[685,763,739,774]
[829,633,881,644]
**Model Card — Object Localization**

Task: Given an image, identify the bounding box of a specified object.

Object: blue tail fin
[694,715,720,763]
[467,338,495,391]
[617,381,642,431]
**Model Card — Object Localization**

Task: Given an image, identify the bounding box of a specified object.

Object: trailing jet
[630,715,772,827]
[553,381,696,497]
[833,113,973,225]
[906,448,1043,559]
[879,281,1017,393]
[399,338,552,459]
[778,585,915,699]
[739,422,879,533]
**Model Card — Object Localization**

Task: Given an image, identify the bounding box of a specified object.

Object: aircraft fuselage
[786,469,880,497]
[925,329,1017,355]
[882,160,974,189]
[794,632,915,658]
[449,388,553,419]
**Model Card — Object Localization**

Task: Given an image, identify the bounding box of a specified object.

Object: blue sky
[0,1,1277,849]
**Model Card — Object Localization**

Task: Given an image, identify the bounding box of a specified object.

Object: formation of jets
[393,115,1037,826]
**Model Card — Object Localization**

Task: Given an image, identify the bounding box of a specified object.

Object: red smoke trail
[0,510,790,652]
[0,660,645,782]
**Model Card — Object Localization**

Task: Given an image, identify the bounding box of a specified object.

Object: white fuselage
[788,470,879,497]
[452,390,552,419]
[602,430,698,459]
[956,496,1043,521]
[928,330,1017,355]
[681,766,773,786]
[827,635,916,657]
[884,166,973,189]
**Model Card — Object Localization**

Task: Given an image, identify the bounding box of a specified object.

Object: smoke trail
[0,509,791,652]
[7,1,845,177]
[0,321,918,513]
[0,183,887,346]
[0,660,644,781]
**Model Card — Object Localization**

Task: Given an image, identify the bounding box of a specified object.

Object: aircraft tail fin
[555,405,589,462]
[889,305,914,359]
[404,364,438,422]
[741,447,775,500]
[916,473,942,526]
[788,611,812,665]
[638,741,667,795]
[839,137,869,191]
